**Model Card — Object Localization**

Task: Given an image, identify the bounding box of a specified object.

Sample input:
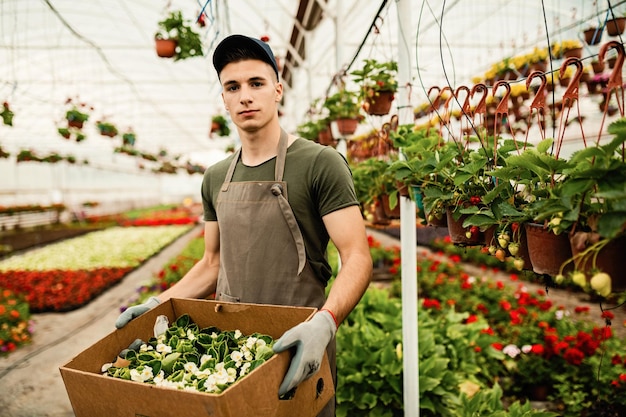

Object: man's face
[219,59,282,133]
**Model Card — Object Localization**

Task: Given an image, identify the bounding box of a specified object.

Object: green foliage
[350,59,399,94]
[211,115,231,137]
[323,89,362,120]
[155,10,204,61]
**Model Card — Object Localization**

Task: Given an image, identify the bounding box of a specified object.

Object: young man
[116,34,372,416]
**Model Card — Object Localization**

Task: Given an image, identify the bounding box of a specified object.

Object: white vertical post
[396,0,418,416]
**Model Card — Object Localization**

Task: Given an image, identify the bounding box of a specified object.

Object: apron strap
[274,129,288,181]
[270,183,306,275]
[220,148,241,192]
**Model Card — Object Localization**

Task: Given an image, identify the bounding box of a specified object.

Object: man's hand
[115,297,160,329]
[272,310,337,396]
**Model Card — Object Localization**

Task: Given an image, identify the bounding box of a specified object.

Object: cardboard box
[60,298,334,417]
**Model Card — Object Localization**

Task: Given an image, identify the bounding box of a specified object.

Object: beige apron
[215,129,335,416]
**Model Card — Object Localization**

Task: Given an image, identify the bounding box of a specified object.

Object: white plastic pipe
[396,0,419,416]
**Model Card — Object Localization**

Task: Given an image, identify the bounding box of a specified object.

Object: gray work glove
[115,297,160,329]
[272,310,337,396]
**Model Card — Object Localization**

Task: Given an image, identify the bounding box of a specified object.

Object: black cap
[212,34,279,80]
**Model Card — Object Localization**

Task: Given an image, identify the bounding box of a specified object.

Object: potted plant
[323,89,363,136]
[97,121,118,137]
[65,105,90,129]
[553,118,626,295]
[606,13,626,36]
[550,39,583,59]
[155,10,204,61]
[1,102,14,126]
[350,59,398,115]
[210,115,230,137]
[583,26,604,45]
[351,157,399,223]
[57,127,71,139]
[122,130,136,147]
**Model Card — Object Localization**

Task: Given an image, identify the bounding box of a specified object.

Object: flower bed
[0,288,32,356]
[0,226,191,312]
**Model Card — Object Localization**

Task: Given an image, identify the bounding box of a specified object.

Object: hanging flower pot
[381,194,400,219]
[364,90,395,116]
[583,27,603,45]
[335,118,359,136]
[606,16,626,36]
[524,223,573,276]
[371,199,391,225]
[569,233,626,292]
[591,59,605,74]
[155,38,177,58]
[317,125,334,146]
[562,47,583,59]
[446,208,482,246]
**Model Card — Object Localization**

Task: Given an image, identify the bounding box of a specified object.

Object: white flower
[200,354,213,365]
[230,350,243,366]
[139,343,153,352]
[130,366,154,382]
[502,344,521,358]
[210,332,219,339]
[156,343,172,354]
[239,362,251,376]
[245,337,258,349]
[186,329,197,341]
[153,370,165,384]
[184,362,199,375]
[555,310,564,320]
[521,344,532,354]
[234,330,242,339]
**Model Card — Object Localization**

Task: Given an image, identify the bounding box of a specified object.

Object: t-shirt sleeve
[314,147,359,217]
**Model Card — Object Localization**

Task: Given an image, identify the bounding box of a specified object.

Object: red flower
[574,306,590,314]
[611,354,623,365]
[492,342,503,350]
[530,344,544,355]
[465,314,478,324]
[422,298,441,310]
[601,311,615,320]
[564,347,585,365]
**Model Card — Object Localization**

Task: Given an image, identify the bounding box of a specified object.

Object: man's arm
[156,221,221,302]
[321,204,372,324]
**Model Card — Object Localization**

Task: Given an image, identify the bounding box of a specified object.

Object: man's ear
[275,81,283,102]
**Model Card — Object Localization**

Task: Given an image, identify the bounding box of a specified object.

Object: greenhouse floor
[0,224,623,417]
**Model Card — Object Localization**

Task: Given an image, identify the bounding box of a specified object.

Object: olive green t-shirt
[201,138,359,284]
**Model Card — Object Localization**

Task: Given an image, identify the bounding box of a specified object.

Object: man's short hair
[212,34,279,80]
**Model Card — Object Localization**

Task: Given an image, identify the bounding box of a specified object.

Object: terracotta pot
[569,234,626,292]
[381,194,400,219]
[335,118,358,136]
[606,17,626,36]
[446,208,482,246]
[365,90,395,116]
[562,47,583,59]
[155,38,177,58]
[67,120,83,129]
[583,27,603,45]
[591,60,605,74]
[524,223,573,276]
[608,56,617,69]
[372,200,391,225]
[317,127,334,146]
